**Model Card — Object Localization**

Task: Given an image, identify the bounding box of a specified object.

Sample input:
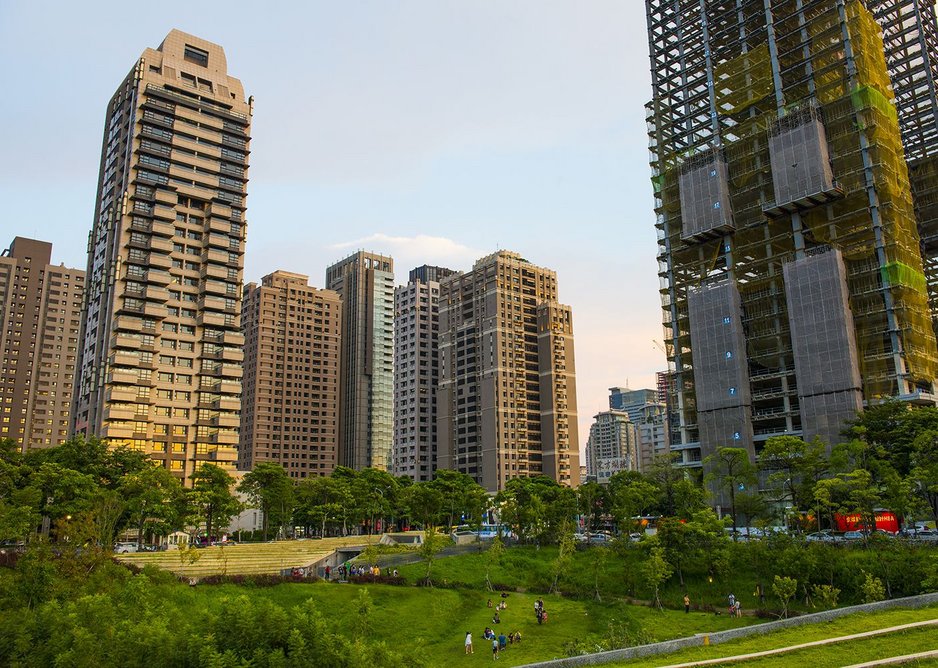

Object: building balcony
[149,237,173,253]
[143,302,165,318]
[221,347,244,362]
[202,248,230,265]
[211,414,240,429]
[148,253,172,269]
[103,405,138,422]
[208,218,230,234]
[111,333,141,350]
[107,369,139,385]
[147,269,172,285]
[151,220,174,237]
[110,351,142,368]
[105,386,139,403]
[201,263,228,280]
[207,429,239,446]
[213,397,241,412]
[197,312,227,328]
[202,279,228,296]
[101,423,134,440]
[198,295,231,313]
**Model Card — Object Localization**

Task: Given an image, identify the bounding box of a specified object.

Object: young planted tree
[418,523,447,586]
[120,464,185,546]
[642,545,673,610]
[549,522,576,594]
[772,575,798,619]
[484,534,504,591]
[704,447,756,539]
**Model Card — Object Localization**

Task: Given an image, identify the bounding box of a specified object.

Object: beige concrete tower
[72,30,250,482]
[240,272,342,478]
[0,238,85,450]
[437,251,580,492]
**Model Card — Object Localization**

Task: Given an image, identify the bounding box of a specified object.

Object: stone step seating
[116,536,370,577]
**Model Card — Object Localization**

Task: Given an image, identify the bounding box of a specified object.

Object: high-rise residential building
[72,30,250,481]
[437,251,580,491]
[0,238,85,451]
[647,0,938,467]
[393,265,456,481]
[608,387,669,472]
[240,271,342,478]
[585,410,639,484]
[325,252,394,470]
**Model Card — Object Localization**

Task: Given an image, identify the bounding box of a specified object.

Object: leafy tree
[294,475,351,537]
[32,462,98,539]
[120,464,185,546]
[27,436,148,489]
[648,454,705,518]
[430,469,488,530]
[496,476,568,543]
[189,464,242,541]
[909,429,938,525]
[576,481,607,534]
[401,483,443,530]
[704,447,756,539]
[772,575,798,618]
[760,436,827,513]
[238,463,294,541]
[642,544,673,610]
[352,468,398,534]
[608,471,658,534]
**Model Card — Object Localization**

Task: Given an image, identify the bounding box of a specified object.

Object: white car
[114,541,139,554]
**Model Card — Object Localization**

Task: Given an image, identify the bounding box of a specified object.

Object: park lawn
[611,604,938,668]
[153,580,757,667]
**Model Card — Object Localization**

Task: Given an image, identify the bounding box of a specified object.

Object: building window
[183,45,209,67]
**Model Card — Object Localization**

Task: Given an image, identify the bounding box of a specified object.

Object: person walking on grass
[684,594,690,613]
[465,632,473,654]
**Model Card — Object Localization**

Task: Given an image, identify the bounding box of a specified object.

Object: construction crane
[652,340,668,357]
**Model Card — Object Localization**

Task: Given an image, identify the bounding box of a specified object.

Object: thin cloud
[330,233,483,278]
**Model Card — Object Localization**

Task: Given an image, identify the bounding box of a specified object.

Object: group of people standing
[465,594,523,659]
[534,598,548,624]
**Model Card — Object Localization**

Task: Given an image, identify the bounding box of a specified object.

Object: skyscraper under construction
[647,0,938,466]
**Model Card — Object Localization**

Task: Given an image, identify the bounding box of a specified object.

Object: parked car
[806,530,839,543]
[842,531,864,541]
[113,541,139,554]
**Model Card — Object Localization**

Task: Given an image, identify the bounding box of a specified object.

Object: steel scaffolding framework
[646,0,938,465]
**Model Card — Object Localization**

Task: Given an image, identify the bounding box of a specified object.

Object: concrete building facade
[72,30,250,480]
[585,410,639,484]
[0,238,85,450]
[393,265,455,481]
[646,0,938,467]
[608,387,669,472]
[240,271,341,478]
[436,251,580,491]
[325,252,394,470]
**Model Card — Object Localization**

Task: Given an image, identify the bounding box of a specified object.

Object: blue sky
[0,0,664,450]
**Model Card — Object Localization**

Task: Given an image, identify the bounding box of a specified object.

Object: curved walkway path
[845,650,938,667]
[657,619,938,667]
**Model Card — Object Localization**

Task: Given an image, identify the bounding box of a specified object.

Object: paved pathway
[844,650,938,667]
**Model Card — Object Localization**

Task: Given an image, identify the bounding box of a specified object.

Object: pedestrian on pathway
[684,594,690,613]
[465,632,473,654]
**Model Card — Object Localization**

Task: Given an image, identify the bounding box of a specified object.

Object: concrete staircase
[116,536,370,577]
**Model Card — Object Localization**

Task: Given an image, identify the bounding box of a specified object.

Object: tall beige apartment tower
[393,265,456,481]
[240,271,342,478]
[437,251,580,492]
[72,30,250,481]
[0,238,85,451]
[326,252,394,470]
